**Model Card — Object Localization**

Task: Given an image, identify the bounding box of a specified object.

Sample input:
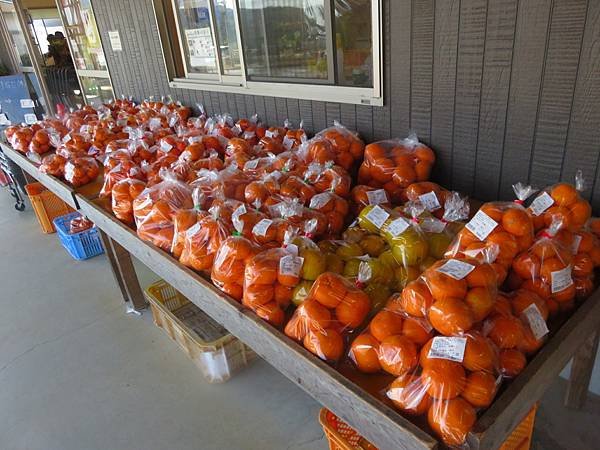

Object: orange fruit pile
[285,272,371,361]
[39,154,67,178]
[350,185,391,214]
[528,183,591,233]
[63,157,100,187]
[179,210,232,273]
[28,129,52,155]
[510,226,575,311]
[358,136,435,204]
[447,201,535,283]
[212,236,260,301]
[400,257,498,336]
[304,164,352,198]
[316,124,365,170]
[349,294,432,375]
[99,161,144,198]
[111,178,147,225]
[386,331,499,446]
[308,192,349,237]
[243,247,302,327]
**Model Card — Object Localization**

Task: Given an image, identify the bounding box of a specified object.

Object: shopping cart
[0,145,27,211]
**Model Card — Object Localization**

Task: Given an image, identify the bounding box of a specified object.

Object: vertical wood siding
[92,0,600,212]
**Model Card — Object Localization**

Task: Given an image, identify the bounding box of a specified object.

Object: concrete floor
[0,187,599,450]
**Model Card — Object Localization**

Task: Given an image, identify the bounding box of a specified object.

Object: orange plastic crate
[24,182,73,233]
[319,403,538,450]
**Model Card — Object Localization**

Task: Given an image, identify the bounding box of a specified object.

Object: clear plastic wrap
[68,215,93,234]
[350,185,391,215]
[358,133,436,204]
[27,129,52,156]
[111,178,147,225]
[308,191,349,237]
[99,161,144,198]
[132,171,193,250]
[404,182,451,219]
[316,121,365,170]
[211,216,261,301]
[511,219,576,313]
[284,272,371,361]
[268,198,328,240]
[64,157,100,187]
[446,183,536,272]
[179,206,232,273]
[527,172,592,233]
[39,153,67,178]
[303,162,352,198]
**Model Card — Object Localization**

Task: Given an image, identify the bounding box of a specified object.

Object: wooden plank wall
[92,0,600,213]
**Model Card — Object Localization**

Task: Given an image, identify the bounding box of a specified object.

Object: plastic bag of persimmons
[347,247,550,447]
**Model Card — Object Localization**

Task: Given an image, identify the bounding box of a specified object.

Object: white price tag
[265,130,277,138]
[386,217,410,237]
[279,255,303,276]
[465,210,498,241]
[427,337,467,362]
[244,159,259,170]
[232,204,247,220]
[283,135,294,150]
[522,304,549,340]
[63,134,72,143]
[284,243,299,256]
[419,191,441,211]
[108,30,122,51]
[366,189,388,205]
[185,222,202,239]
[551,265,573,293]
[365,205,390,229]
[252,219,272,237]
[530,192,554,216]
[572,235,582,255]
[437,259,475,280]
[160,140,173,152]
[79,125,91,134]
[24,113,37,125]
[421,217,447,233]
[20,98,34,108]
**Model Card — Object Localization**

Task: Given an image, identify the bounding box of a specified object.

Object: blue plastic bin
[53,212,104,260]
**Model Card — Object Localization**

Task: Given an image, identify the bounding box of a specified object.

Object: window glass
[213,0,242,75]
[1,5,31,67]
[79,76,114,106]
[239,0,329,81]
[334,0,372,88]
[58,0,107,71]
[175,0,219,75]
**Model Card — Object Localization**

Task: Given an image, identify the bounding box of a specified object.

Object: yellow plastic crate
[24,182,73,234]
[144,279,256,383]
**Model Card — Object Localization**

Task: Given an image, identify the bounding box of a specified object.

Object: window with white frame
[153,0,382,105]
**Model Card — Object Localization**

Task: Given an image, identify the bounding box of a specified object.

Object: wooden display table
[4,143,599,450]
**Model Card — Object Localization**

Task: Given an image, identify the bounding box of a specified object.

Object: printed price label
[283,135,294,150]
[522,304,549,340]
[421,217,446,233]
[265,130,277,138]
[279,255,303,276]
[160,140,173,152]
[428,337,467,362]
[365,205,390,229]
[366,189,388,205]
[185,222,202,238]
[24,113,37,125]
[530,192,554,216]
[63,134,72,143]
[419,191,441,211]
[465,210,498,241]
[244,159,259,170]
[572,234,582,254]
[232,204,247,220]
[20,98,34,108]
[252,218,273,237]
[385,217,410,237]
[551,265,573,293]
[79,125,90,134]
[437,259,475,280]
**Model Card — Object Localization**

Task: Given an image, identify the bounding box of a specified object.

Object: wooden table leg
[99,230,147,312]
[565,331,599,409]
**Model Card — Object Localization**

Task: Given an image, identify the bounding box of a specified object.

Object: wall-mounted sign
[108,31,122,51]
